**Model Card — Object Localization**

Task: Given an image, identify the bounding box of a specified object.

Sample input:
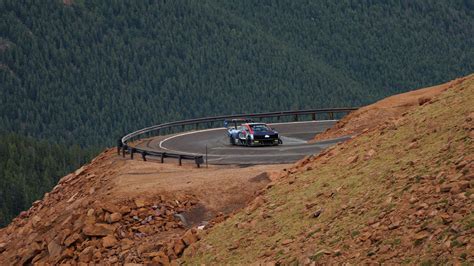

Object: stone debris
[0,149,202,265]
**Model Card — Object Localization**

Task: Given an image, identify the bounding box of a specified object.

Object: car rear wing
[224,118,254,129]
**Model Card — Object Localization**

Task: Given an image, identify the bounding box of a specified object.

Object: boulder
[101,203,120,214]
[246,196,265,213]
[418,96,431,105]
[83,223,115,237]
[182,229,199,246]
[61,248,74,259]
[173,239,186,255]
[78,246,94,263]
[346,155,359,164]
[74,166,86,176]
[31,215,42,228]
[107,213,122,223]
[151,251,170,265]
[134,198,146,208]
[64,233,81,247]
[102,235,117,248]
[47,240,63,259]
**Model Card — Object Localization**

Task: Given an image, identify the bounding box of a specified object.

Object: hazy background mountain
[0,0,473,226]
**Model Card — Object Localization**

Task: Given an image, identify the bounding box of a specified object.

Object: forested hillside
[0,133,94,226]
[1,0,473,147]
[0,0,473,226]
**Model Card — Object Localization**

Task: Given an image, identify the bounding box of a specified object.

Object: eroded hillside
[183,75,474,264]
[0,150,286,264]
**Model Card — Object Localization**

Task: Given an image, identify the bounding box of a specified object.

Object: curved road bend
[136,120,350,165]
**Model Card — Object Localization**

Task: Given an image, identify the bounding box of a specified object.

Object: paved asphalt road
[136,120,350,165]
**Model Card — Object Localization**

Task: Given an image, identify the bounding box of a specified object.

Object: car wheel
[246,137,252,146]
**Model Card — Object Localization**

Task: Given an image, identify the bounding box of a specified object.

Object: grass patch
[351,230,360,238]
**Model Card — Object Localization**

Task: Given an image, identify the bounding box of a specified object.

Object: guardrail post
[130,148,135,159]
[178,155,182,166]
[161,153,165,163]
[117,139,123,155]
[195,157,204,168]
[181,125,185,132]
[294,114,298,121]
[122,145,128,157]
[329,112,334,120]
[141,152,147,161]
[312,113,316,120]
[195,123,199,130]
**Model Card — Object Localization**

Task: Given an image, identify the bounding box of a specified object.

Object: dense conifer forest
[0,132,94,226]
[0,0,473,226]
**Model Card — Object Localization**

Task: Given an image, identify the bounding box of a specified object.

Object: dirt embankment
[183,74,474,264]
[0,148,288,264]
[313,76,469,141]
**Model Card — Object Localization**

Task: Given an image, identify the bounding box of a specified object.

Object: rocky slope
[183,74,474,264]
[0,149,283,264]
[0,149,196,264]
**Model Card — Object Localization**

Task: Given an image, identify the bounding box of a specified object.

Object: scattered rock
[67,192,79,203]
[173,239,186,255]
[414,231,430,240]
[281,239,294,245]
[47,240,63,259]
[78,246,94,263]
[86,208,95,216]
[102,235,118,248]
[409,197,418,204]
[246,196,265,213]
[182,229,199,246]
[64,233,81,247]
[107,212,122,223]
[151,251,170,265]
[311,208,323,218]
[134,198,146,208]
[364,149,376,160]
[347,155,359,164]
[31,215,42,228]
[418,96,431,105]
[440,184,452,192]
[74,166,86,176]
[388,221,400,230]
[83,223,115,236]
[227,241,239,251]
[61,248,74,259]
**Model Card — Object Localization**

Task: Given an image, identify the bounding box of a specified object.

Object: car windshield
[250,124,270,132]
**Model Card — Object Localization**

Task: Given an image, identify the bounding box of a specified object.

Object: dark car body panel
[226,122,282,146]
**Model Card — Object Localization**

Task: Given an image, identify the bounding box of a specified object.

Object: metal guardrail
[118,107,357,167]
